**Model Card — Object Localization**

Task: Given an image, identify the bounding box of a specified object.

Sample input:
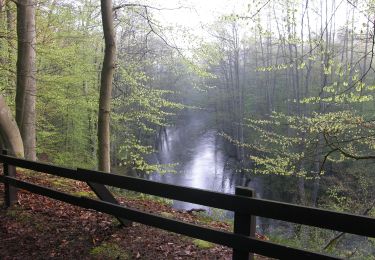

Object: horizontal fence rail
[0,154,374,238]
[0,175,338,260]
[1,153,374,259]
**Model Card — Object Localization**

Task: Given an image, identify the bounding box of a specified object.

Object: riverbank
[0,169,269,259]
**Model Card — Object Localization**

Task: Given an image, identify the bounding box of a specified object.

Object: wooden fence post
[2,149,18,207]
[233,186,256,260]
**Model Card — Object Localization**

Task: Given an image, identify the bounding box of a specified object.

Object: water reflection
[148,112,262,211]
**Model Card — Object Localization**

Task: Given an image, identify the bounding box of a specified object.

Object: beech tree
[98,0,115,172]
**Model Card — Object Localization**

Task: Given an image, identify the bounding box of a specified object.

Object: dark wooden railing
[1,152,374,260]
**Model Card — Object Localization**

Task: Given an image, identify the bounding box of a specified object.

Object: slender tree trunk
[6,0,16,92]
[362,21,370,75]
[15,0,37,160]
[232,24,243,161]
[98,0,115,172]
[348,5,355,85]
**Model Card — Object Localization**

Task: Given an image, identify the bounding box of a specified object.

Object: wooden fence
[1,152,374,259]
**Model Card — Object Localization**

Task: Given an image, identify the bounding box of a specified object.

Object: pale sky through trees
[154,0,246,27]
[148,0,369,51]
[150,0,248,48]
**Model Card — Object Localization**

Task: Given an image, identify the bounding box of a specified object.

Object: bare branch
[323,133,375,160]
[113,3,187,12]
[318,147,338,174]
[236,0,272,21]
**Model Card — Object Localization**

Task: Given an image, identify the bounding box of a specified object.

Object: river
[146,111,265,214]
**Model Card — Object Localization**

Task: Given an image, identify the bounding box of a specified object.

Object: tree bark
[6,0,16,91]
[0,96,24,157]
[15,0,37,160]
[98,0,115,172]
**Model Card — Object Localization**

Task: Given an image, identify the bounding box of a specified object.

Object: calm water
[147,112,264,212]
[137,111,308,234]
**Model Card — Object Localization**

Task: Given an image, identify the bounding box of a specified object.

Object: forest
[0,0,374,258]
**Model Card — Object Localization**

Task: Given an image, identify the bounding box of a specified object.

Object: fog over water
[146,111,264,212]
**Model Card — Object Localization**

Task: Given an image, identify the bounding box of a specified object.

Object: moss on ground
[192,239,214,249]
[160,211,174,218]
[50,178,71,189]
[90,242,129,260]
[109,189,173,206]
[71,191,95,198]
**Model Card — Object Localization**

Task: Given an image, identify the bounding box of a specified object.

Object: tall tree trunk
[15,0,36,160]
[98,0,115,172]
[6,0,16,93]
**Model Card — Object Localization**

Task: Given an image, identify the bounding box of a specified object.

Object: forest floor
[0,169,268,259]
